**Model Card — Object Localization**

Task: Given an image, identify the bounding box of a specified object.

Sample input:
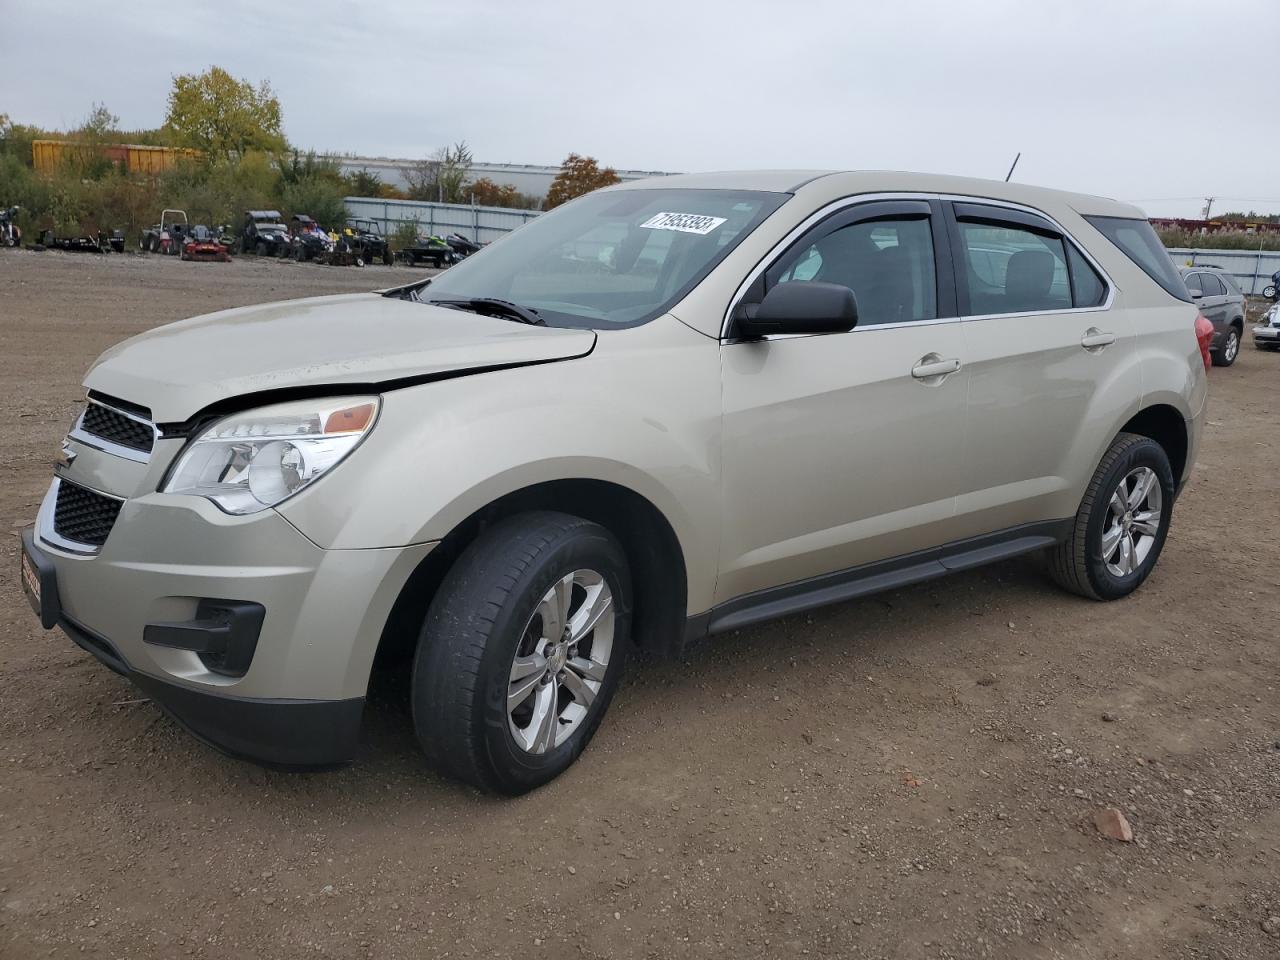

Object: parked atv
[242,210,291,257]
[287,214,333,262]
[398,232,454,268]
[1,206,22,247]
[345,219,394,266]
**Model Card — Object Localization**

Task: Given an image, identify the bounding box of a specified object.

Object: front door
[718,200,970,603]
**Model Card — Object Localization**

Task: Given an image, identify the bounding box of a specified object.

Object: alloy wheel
[507,569,614,754]
[1101,466,1162,578]
[1224,330,1239,363]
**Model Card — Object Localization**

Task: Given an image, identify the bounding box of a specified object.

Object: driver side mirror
[733,281,859,339]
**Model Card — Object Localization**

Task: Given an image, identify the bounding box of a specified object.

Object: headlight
[162,396,379,515]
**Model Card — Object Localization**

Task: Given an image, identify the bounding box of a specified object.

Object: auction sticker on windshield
[639,212,728,235]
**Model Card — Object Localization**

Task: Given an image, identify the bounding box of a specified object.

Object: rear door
[718,199,971,601]
[1194,272,1229,334]
[944,200,1139,537]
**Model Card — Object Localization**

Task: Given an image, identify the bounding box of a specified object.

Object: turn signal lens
[324,402,376,434]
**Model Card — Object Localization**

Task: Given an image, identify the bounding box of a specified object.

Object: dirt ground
[0,249,1277,960]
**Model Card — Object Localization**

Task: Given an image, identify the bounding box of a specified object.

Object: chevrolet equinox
[21,171,1207,793]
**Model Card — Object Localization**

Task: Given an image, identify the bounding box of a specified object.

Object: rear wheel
[1264,284,1278,300]
[412,512,631,794]
[1047,433,1174,601]
[1213,327,1240,366]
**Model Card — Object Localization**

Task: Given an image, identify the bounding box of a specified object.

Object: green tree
[163,67,286,161]
[545,154,620,210]
[79,103,119,141]
[402,141,472,203]
[344,168,384,198]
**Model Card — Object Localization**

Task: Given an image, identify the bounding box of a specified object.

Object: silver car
[20,171,1208,792]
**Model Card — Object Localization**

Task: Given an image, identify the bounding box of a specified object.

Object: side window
[1200,273,1225,297]
[957,221,1070,315]
[771,217,938,326]
[1067,244,1107,307]
[1184,273,1204,296]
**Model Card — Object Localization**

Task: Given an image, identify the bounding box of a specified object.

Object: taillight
[1194,313,1214,370]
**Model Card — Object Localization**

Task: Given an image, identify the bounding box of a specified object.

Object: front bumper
[60,608,365,769]
[25,482,434,767]
[1253,325,1279,344]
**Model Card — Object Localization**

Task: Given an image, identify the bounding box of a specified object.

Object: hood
[84,293,596,422]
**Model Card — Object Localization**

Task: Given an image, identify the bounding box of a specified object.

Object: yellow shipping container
[32,140,203,176]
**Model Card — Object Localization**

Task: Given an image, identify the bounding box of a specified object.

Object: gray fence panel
[344,196,540,246]
[1165,247,1280,296]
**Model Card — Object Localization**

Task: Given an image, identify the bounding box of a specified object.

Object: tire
[1047,433,1174,601]
[1264,284,1277,300]
[412,512,632,794]
[1212,327,1240,367]
[255,240,267,257]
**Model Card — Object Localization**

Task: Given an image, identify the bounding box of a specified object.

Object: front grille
[80,401,154,454]
[53,480,124,547]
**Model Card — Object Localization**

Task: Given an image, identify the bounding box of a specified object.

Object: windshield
[417,188,787,328]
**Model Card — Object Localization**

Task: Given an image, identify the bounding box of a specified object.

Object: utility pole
[1202,197,1214,219]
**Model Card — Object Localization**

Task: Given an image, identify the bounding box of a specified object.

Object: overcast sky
[4,0,1278,217]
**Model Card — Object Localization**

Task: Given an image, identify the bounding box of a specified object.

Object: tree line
[0,66,623,243]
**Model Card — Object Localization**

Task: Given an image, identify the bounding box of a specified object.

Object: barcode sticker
[639,212,728,235]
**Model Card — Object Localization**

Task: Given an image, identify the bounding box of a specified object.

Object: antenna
[1004,152,1021,183]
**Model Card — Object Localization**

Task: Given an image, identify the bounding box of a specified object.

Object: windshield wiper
[425,297,546,326]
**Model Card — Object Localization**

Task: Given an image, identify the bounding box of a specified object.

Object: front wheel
[1212,327,1240,367]
[1264,284,1277,300]
[1047,433,1174,601]
[412,512,631,794]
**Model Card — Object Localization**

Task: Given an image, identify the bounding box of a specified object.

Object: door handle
[1081,328,1117,350]
[911,355,961,380]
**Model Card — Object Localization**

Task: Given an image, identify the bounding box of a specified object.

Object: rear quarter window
[1084,215,1191,302]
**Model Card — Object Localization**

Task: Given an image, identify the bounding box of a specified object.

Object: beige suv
[20,172,1207,793]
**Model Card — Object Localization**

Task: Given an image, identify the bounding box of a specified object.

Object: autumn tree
[544,154,620,209]
[163,67,286,161]
[464,177,538,209]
